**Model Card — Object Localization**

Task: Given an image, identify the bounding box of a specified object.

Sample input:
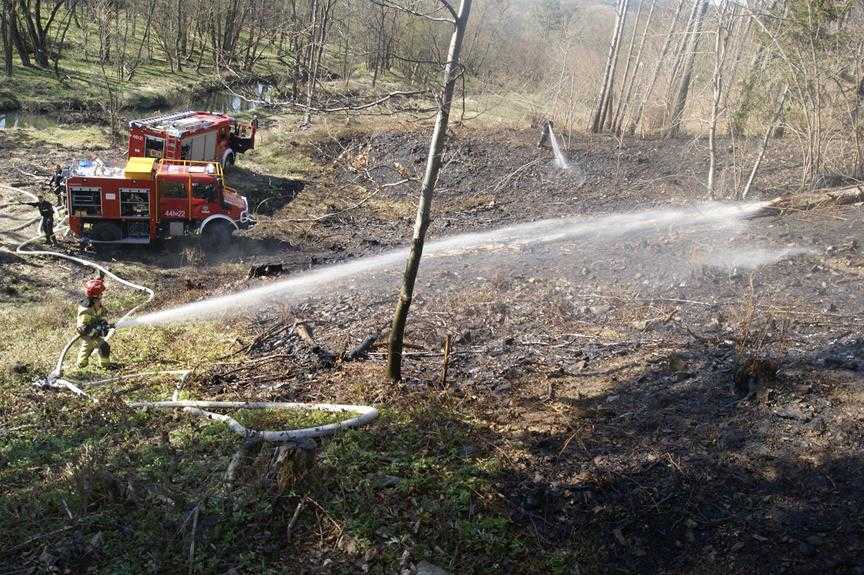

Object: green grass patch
[231,407,348,431]
[18,125,110,149]
[242,126,319,180]
[297,402,537,573]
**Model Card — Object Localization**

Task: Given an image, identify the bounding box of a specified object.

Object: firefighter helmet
[84,278,106,298]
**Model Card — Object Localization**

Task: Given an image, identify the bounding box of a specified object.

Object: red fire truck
[65,157,253,246]
[127,111,257,167]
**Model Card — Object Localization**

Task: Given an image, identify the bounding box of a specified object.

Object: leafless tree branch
[368,0,455,24]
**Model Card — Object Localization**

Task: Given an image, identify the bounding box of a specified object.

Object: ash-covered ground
[204,129,864,573]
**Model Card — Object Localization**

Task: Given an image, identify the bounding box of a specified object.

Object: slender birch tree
[707,1,732,198]
[612,0,657,134]
[628,0,686,134]
[667,0,708,137]
[387,0,472,382]
[589,0,629,133]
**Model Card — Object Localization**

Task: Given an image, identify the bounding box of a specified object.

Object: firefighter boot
[97,340,112,369]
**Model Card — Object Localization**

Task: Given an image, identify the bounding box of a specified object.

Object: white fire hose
[1,181,378,443]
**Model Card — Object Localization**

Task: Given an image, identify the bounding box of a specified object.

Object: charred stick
[295,322,336,368]
[440,335,452,387]
[286,498,305,542]
[343,334,378,361]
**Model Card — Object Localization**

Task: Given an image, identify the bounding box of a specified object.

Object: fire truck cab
[66,157,253,246]
[128,110,257,168]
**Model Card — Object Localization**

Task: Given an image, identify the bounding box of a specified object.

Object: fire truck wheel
[90,222,122,243]
[201,221,234,250]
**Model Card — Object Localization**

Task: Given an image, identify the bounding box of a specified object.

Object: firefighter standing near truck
[76,278,116,369]
[21,196,57,245]
[48,164,65,206]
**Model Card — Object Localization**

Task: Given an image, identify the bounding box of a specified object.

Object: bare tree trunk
[314,0,333,80]
[731,41,767,136]
[342,14,350,86]
[742,85,788,199]
[613,0,657,134]
[290,0,300,99]
[18,0,64,68]
[303,0,320,125]
[589,0,629,133]
[371,4,385,88]
[707,3,731,199]
[2,0,12,76]
[8,3,29,67]
[610,0,646,133]
[126,0,155,81]
[50,5,72,79]
[628,0,686,134]
[720,9,749,112]
[174,0,183,72]
[388,0,472,382]
[667,0,708,137]
[665,0,701,106]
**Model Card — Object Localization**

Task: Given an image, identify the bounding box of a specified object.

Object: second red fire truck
[127,110,258,167]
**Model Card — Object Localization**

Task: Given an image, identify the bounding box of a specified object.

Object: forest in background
[3,0,863,192]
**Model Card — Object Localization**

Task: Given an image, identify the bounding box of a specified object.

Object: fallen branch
[371,339,427,351]
[343,334,378,361]
[131,400,380,442]
[369,0,457,23]
[469,158,543,200]
[750,184,864,218]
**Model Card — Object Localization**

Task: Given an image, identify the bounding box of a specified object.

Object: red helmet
[84,278,106,298]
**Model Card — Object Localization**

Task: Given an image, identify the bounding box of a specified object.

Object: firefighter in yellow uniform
[76,278,114,369]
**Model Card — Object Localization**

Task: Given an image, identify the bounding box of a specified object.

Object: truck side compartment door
[204,131,217,160]
[190,136,205,160]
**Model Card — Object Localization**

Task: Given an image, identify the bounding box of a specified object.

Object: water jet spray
[118,201,799,330]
